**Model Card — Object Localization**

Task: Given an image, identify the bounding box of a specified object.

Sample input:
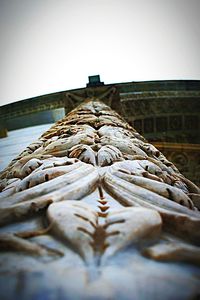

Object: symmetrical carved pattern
[0,99,200,299]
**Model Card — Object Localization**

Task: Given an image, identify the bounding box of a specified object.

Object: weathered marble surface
[0,99,200,300]
[0,123,52,171]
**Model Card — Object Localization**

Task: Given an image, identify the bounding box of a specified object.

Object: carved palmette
[0,99,200,300]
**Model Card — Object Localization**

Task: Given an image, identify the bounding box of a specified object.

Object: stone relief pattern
[164,150,200,188]
[0,99,200,299]
[121,97,200,117]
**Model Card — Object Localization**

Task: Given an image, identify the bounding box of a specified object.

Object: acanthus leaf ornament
[0,99,200,300]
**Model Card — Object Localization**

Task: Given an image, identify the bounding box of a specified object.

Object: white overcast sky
[0,0,200,106]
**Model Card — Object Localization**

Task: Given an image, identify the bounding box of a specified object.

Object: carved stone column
[0,99,200,300]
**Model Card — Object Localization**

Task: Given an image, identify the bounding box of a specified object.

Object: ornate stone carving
[153,142,200,187]
[0,99,200,299]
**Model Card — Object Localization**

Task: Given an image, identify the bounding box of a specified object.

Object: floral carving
[0,99,200,299]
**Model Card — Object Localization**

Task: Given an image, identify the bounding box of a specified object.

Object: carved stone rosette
[0,99,200,300]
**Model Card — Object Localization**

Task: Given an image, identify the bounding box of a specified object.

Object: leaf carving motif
[0,99,200,299]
